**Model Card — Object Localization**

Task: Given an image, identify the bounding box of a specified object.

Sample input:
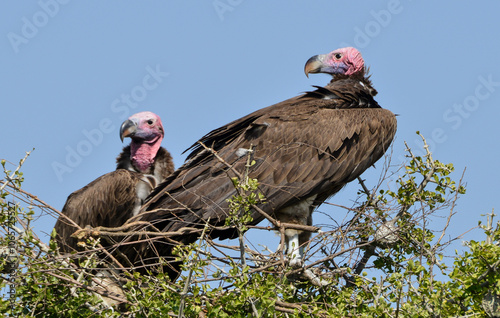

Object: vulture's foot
[302,268,329,287]
[288,256,303,268]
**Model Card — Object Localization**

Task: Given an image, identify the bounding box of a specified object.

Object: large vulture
[123,47,397,279]
[53,111,174,256]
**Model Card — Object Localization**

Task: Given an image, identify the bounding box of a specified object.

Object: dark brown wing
[54,169,152,254]
[123,78,396,276]
[143,107,395,234]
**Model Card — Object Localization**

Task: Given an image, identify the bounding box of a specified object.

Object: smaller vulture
[53,111,174,256]
[120,47,397,280]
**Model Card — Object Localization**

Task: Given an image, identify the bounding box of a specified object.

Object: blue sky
[1,1,499,257]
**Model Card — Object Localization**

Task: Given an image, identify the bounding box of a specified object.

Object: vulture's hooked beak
[304,54,325,78]
[120,119,137,142]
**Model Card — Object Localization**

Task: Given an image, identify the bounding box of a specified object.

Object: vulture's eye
[147,119,154,125]
[334,53,343,60]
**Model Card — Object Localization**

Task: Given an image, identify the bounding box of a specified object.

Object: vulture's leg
[280,206,328,286]
[277,202,316,267]
[285,229,303,267]
[277,196,317,267]
[286,229,312,267]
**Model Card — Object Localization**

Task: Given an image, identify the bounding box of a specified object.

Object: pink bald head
[123,111,164,142]
[120,111,164,173]
[304,47,365,77]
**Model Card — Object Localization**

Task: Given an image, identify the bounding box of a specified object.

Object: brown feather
[53,146,175,255]
[54,170,145,254]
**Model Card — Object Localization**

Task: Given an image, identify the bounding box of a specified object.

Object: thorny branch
[0,149,33,192]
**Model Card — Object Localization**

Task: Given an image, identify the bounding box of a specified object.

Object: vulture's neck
[331,67,377,96]
[130,138,162,173]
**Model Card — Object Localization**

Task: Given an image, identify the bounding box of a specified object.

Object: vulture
[53,111,174,256]
[123,47,397,280]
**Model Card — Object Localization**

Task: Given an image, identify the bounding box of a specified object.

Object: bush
[1,134,498,317]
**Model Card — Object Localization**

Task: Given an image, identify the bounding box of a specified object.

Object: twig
[46,271,128,304]
[435,168,466,248]
[248,298,260,318]
[197,141,243,180]
[0,149,34,192]
[178,219,210,318]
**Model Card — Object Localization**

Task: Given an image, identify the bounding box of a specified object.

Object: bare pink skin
[128,111,164,173]
[340,47,364,75]
[324,47,365,76]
